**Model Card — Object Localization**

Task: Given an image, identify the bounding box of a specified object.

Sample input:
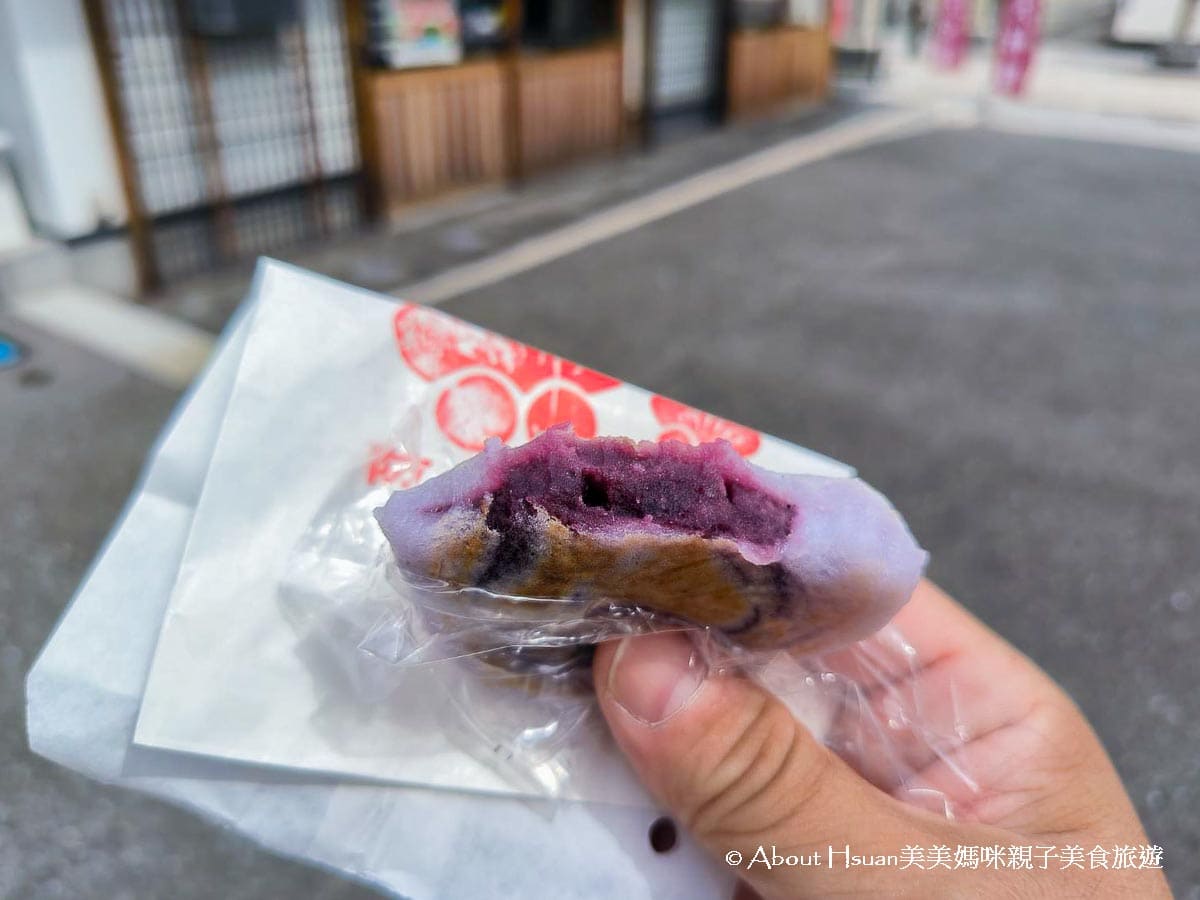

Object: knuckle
[677,693,830,843]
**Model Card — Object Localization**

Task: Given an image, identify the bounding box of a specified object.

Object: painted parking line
[395,106,934,306]
[6,284,215,390]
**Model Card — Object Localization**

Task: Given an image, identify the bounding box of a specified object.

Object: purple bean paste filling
[476,431,794,579]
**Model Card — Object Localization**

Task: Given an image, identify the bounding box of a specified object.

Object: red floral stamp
[365,444,433,488]
[650,395,761,457]
[392,304,762,458]
[393,305,618,451]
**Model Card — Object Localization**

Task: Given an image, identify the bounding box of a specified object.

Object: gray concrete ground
[3,114,1200,898]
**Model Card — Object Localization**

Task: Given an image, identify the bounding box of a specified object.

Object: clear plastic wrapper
[282,429,976,818]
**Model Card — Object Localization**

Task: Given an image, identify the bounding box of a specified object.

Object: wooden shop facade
[84,0,833,289]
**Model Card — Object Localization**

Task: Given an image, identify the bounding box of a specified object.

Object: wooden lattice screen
[86,0,362,290]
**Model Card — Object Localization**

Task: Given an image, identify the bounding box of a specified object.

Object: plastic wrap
[283,429,975,818]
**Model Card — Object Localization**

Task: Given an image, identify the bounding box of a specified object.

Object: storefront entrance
[645,0,727,139]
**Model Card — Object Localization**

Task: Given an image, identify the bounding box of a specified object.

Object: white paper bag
[27,258,857,898]
[132,260,849,801]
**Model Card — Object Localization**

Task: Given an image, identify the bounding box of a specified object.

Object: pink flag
[931,0,971,69]
[994,0,1041,95]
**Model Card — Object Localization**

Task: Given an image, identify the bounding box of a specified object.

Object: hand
[593,580,1171,898]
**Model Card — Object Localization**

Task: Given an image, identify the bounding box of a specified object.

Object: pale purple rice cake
[375,426,927,655]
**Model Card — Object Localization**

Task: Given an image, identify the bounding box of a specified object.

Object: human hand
[593,580,1171,898]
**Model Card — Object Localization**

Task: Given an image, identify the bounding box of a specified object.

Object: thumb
[594,631,966,899]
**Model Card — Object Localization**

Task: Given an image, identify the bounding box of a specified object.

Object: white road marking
[395,107,934,305]
[927,97,1200,155]
[982,101,1200,156]
[6,284,214,390]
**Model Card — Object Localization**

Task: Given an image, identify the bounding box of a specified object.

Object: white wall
[0,134,35,252]
[0,0,128,239]
[1112,0,1200,42]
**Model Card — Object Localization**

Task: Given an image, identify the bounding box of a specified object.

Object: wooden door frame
[640,0,735,146]
[82,0,160,293]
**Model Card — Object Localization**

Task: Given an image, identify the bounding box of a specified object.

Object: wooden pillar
[502,0,526,182]
[615,0,627,147]
[292,20,331,236]
[342,0,381,221]
[640,0,657,147]
[716,0,736,123]
[81,0,160,294]
[172,0,238,259]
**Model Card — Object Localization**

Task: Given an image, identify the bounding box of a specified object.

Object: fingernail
[608,632,706,726]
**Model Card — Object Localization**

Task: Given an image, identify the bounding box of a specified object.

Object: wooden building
[83,0,833,291]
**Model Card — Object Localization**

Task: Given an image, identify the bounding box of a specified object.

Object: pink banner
[931,0,971,70]
[829,0,850,43]
[994,0,1042,95]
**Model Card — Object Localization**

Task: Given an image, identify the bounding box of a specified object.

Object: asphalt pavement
[3,116,1199,898]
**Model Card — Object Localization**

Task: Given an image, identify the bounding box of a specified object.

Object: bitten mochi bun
[375,426,927,654]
